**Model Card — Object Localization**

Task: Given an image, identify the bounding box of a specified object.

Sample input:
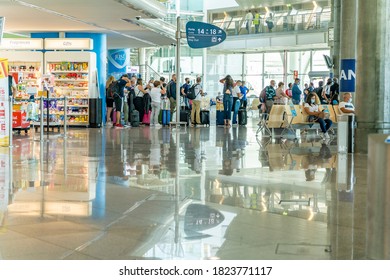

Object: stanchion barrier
[40,96,44,142]
[63,96,67,139]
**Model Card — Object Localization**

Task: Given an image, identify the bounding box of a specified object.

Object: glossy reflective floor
[0,116,375,260]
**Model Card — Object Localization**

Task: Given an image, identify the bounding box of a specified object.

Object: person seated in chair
[303,93,333,140]
[339,92,355,115]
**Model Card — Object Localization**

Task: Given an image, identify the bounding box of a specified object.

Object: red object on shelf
[12,111,30,129]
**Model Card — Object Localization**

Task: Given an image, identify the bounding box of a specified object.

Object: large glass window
[312,50,330,71]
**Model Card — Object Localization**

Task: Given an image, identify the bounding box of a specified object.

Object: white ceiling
[0,0,176,48]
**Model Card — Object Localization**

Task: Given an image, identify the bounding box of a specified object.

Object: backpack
[186,84,199,100]
[107,81,120,99]
[259,86,268,103]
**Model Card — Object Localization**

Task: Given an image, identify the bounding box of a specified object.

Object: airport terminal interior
[0,0,389,260]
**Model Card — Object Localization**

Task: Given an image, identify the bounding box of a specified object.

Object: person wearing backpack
[189,77,203,126]
[105,75,116,126]
[181,77,191,110]
[113,74,131,128]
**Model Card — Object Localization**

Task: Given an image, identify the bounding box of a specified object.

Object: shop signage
[0,38,43,50]
[44,38,93,50]
[340,59,356,92]
[186,21,226,49]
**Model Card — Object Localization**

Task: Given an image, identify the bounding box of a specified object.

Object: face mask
[348,98,352,103]
[311,99,316,104]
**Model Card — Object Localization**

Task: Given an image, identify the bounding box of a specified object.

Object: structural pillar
[138,48,146,79]
[331,0,341,76]
[355,0,390,153]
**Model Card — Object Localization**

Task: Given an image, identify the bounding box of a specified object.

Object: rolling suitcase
[142,110,151,125]
[238,108,247,126]
[216,110,224,126]
[180,110,190,126]
[130,110,140,127]
[200,110,210,126]
[161,109,170,126]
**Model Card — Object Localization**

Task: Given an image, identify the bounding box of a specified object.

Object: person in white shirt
[304,92,333,140]
[245,11,254,34]
[150,80,166,126]
[339,92,355,115]
[190,77,204,126]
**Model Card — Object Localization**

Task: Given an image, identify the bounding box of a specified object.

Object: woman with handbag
[219,75,234,127]
[304,93,333,140]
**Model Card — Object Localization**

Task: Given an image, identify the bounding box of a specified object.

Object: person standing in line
[265,80,276,113]
[291,78,302,105]
[232,80,242,125]
[105,75,116,126]
[167,74,177,120]
[274,82,289,104]
[150,80,166,127]
[330,77,340,104]
[219,75,234,127]
[239,81,249,108]
[134,78,149,124]
[114,74,131,128]
[190,77,204,126]
[285,82,293,98]
[245,10,254,34]
[181,77,191,110]
[321,78,333,104]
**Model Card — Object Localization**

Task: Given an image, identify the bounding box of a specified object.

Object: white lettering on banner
[0,38,43,50]
[44,39,93,50]
[340,69,356,80]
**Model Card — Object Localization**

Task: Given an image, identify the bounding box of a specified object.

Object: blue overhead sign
[186,21,226,49]
[340,59,356,92]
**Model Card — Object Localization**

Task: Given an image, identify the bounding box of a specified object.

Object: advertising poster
[0,58,10,146]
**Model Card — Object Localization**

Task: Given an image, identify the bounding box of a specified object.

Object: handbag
[307,115,318,123]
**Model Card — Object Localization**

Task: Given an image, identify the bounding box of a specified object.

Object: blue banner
[186,21,226,49]
[107,49,129,78]
[340,59,356,92]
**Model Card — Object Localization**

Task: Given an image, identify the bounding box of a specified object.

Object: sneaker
[324,132,330,139]
[320,132,326,140]
[115,124,124,128]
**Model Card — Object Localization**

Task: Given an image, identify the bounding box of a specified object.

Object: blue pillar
[65,33,107,123]
[108,49,130,79]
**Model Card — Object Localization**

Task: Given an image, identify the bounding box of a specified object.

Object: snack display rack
[45,51,97,127]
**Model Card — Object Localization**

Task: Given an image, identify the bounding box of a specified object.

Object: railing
[214,11,331,37]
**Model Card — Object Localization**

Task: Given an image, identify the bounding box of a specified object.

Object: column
[355,0,390,153]
[331,0,341,76]
[138,48,146,79]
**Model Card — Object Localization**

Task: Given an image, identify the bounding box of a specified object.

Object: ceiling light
[116,0,167,19]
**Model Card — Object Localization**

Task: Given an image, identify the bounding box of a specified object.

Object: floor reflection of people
[220,127,246,176]
[302,144,332,181]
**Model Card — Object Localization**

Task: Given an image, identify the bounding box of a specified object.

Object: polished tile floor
[0,116,377,260]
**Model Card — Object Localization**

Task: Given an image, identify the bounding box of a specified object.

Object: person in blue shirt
[239,81,249,108]
[292,78,302,105]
